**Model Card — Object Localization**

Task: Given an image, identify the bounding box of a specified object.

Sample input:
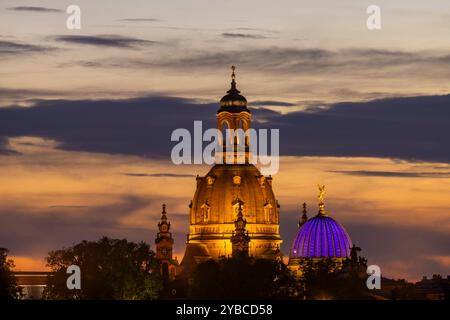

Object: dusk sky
[1,0,450,281]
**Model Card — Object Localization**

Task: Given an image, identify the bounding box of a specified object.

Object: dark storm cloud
[7,6,62,13]
[329,171,450,178]
[123,173,196,178]
[0,94,450,163]
[0,96,216,157]
[0,40,51,55]
[221,33,268,39]
[52,35,157,48]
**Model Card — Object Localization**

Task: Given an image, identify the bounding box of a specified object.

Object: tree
[189,256,297,299]
[43,237,162,300]
[0,248,22,299]
[300,246,371,300]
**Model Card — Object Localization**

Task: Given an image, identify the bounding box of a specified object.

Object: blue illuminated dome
[291,215,352,258]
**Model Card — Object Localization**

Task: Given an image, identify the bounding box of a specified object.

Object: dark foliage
[189,256,297,299]
[0,248,22,299]
[43,237,162,300]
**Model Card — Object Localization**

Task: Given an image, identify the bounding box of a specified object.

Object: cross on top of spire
[227,65,240,94]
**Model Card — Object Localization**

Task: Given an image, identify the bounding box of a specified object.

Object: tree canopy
[189,256,297,299]
[43,237,162,300]
[300,246,370,299]
[0,248,22,299]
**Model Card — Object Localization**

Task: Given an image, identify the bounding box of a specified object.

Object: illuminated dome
[185,163,282,259]
[291,215,352,258]
[290,185,352,259]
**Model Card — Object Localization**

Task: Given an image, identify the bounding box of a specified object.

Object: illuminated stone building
[180,67,282,274]
[288,185,353,277]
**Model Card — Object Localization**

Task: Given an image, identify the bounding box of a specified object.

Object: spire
[317,184,326,216]
[227,65,240,95]
[230,199,250,258]
[157,203,171,235]
[298,202,308,228]
[161,203,167,221]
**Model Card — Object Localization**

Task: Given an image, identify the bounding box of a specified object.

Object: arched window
[220,121,231,147]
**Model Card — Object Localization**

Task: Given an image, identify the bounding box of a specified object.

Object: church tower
[155,204,178,281]
[217,65,252,164]
[180,67,282,275]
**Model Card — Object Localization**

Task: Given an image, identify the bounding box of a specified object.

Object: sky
[0,0,449,281]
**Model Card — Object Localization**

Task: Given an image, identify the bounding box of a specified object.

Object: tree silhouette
[189,256,297,299]
[43,237,162,300]
[300,246,371,300]
[0,248,22,299]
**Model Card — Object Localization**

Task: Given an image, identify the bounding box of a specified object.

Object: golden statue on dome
[317,184,326,215]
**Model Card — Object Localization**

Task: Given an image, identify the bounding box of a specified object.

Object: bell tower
[217,66,252,164]
[155,204,178,280]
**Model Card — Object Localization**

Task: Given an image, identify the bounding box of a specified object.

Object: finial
[227,65,239,94]
[317,184,326,216]
[298,202,308,228]
[161,203,167,220]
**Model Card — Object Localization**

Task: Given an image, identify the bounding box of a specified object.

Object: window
[264,203,273,223]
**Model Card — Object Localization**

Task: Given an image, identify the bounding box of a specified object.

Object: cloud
[329,170,450,178]
[7,6,62,13]
[1,94,450,163]
[0,136,20,155]
[119,18,160,22]
[140,47,450,78]
[61,46,450,87]
[0,40,51,55]
[123,173,196,178]
[249,100,297,107]
[221,33,268,39]
[0,195,154,256]
[48,205,91,209]
[52,35,158,48]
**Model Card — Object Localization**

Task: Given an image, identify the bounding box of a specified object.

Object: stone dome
[184,163,282,260]
[191,164,278,225]
[291,215,352,258]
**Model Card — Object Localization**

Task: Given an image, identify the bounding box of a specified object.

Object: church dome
[191,164,278,226]
[291,215,352,258]
[184,163,282,260]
